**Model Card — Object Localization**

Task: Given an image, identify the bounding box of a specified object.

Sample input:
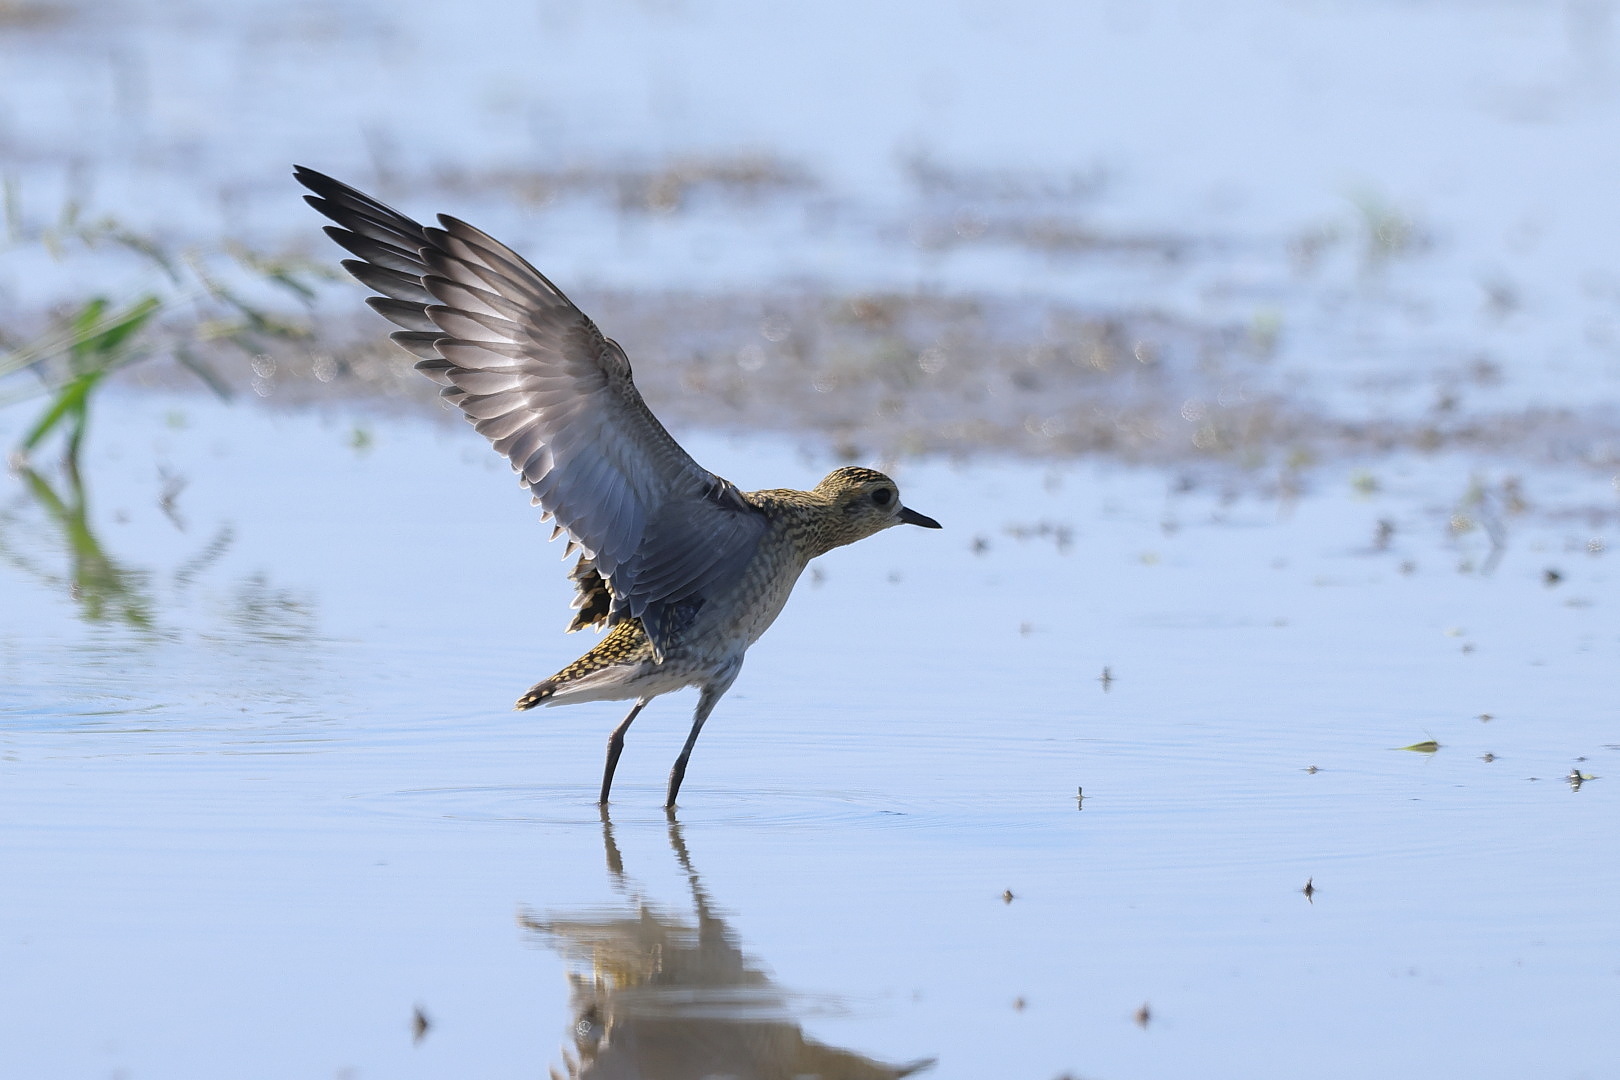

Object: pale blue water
[2,1,1619,1074]
[0,395,1614,1078]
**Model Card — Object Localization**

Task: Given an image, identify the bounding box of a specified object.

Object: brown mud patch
[123,288,1620,486]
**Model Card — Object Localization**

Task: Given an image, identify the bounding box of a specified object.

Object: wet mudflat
[0,395,1613,1079]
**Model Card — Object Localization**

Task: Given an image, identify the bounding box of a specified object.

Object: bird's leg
[665,680,731,809]
[600,697,648,805]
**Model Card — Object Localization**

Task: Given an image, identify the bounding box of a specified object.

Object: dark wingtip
[292,164,331,192]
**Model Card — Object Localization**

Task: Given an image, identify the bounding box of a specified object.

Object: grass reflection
[520,809,932,1080]
[0,463,157,629]
[0,459,313,643]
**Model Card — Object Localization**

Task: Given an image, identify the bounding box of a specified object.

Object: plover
[296,167,940,807]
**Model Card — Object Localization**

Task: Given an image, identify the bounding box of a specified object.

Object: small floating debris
[1304,764,1319,774]
[412,1005,431,1045]
[1075,786,1087,810]
[1480,752,1496,763]
[1302,878,1316,903]
[1001,889,1015,904]
[1567,769,1598,792]
[1098,666,1113,691]
[1396,740,1441,753]
[1134,1002,1152,1029]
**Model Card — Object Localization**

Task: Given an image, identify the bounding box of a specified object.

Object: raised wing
[295,166,765,659]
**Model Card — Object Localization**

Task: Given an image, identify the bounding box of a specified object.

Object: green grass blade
[1395,740,1441,753]
[20,370,98,451]
[70,295,161,364]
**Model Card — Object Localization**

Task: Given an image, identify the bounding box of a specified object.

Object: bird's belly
[688,567,803,658]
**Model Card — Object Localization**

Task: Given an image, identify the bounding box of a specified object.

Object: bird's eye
[871,488,893,506]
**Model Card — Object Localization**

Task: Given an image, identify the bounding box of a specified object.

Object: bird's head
[812,466,941,548]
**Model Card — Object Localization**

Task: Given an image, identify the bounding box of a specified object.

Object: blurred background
[2,3,1618,1079]
[3,0,1619,462]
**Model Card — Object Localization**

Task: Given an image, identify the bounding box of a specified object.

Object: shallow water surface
[0,395,1615,1078]
[2,1,1619,1074]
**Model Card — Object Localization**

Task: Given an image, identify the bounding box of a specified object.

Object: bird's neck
[743,488,855,560]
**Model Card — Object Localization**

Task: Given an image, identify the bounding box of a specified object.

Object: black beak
[899,505,942,529]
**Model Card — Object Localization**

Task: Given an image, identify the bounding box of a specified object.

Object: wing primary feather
[366,297,436,332]
[323,227,423,275]
[342,261,434,305]
[426,226,569,306]
[296,168,425,235]
[305,196,423,252]
[436,216,572,297]
[413,358,455,385]
[429,307,523,343]
[429,278,532,323]
[390,331,446,359]
[422,255,552,311]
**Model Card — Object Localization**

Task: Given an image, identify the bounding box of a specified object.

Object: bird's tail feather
[514,681,555,710]
[513,620,655,711]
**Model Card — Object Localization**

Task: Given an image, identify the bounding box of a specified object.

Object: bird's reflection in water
[520,810,932,1080]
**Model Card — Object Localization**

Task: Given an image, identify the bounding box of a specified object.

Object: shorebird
[295,167,941,808]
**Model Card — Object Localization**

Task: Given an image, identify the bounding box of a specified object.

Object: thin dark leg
[663,716,705,809]
[665,687,723,809]
[600,697,648,805]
